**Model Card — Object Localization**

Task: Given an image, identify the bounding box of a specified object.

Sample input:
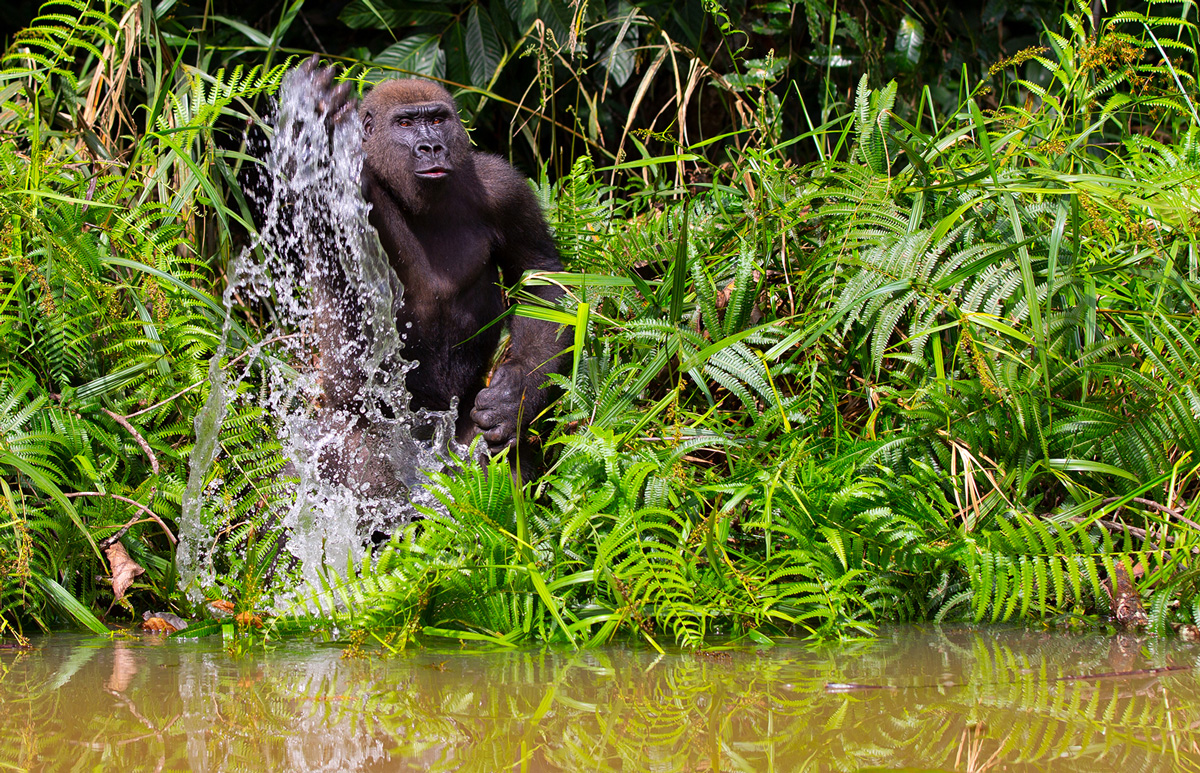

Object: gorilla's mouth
[416,166,450,179]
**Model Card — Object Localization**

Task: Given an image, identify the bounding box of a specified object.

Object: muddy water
[1,627,1198,771]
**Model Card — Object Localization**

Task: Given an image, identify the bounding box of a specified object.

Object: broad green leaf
[600,8,638,88]
[40,577,109,635]
[966,314,1035,346]
[894,15,924,64]
[371,34,446,80]
[464,5,503,88]
[537,0,574,51]
[209,15,270,47]
[503,0,538,31]
[422,626,519,646]
[340,0,452,30]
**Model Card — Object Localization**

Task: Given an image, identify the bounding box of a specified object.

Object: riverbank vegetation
[1,0,1198,648]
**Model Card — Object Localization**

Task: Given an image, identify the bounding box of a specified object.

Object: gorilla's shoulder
[473,152,541,210]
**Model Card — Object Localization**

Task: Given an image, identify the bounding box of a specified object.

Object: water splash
[177,67,461,601]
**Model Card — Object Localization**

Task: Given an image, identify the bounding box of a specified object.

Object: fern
[1,0,119,90]
[853,74,898,176]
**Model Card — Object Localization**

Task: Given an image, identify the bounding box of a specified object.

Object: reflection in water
[1,628,1199,771]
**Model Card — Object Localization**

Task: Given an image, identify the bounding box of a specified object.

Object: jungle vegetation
[0,0,1198,649]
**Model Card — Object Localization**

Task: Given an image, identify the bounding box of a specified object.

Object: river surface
[1,626,1198,771]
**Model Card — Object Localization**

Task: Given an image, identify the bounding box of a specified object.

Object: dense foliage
[0,0,1198,648]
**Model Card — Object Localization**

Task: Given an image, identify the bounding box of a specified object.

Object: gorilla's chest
[391,221,499,314]
[374,211,503,351]
[392,221,504,409]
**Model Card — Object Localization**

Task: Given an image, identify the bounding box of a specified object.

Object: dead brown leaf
[104,541,145,601]
[1110,562,1148,629]
[141,611,189,634]
[208,599,235,615]
[142,616,179,634]
[234,611,263,629]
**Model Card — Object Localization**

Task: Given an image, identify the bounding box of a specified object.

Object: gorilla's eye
[432,117,444,125]
[398,118,412,127]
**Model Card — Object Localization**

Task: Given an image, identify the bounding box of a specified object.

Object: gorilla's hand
[296,55,357,127]
[470,365,527,453]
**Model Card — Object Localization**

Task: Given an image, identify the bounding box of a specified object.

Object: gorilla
[292,59,567,470]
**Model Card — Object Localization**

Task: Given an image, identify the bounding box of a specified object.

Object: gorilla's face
[361,83,472,212]
[387,100,456,178]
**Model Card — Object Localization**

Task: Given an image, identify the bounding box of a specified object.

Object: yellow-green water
[2,627,1198,771]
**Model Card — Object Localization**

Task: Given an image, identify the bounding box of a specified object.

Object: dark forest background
[1,0,1148,176]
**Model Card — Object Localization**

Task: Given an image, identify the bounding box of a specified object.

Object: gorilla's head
[361,80,473,214]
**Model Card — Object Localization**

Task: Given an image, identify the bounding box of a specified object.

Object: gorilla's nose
[416,141,445,156]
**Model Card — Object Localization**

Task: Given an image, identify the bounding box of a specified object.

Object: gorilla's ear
[362,110,374,137]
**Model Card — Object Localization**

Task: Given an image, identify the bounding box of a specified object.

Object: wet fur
[244,66,566,492]
[354,78,567,451]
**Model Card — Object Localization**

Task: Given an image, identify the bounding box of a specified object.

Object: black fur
[287,59,567,463]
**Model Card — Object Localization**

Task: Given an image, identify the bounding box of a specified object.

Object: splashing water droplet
[178,66,463,601]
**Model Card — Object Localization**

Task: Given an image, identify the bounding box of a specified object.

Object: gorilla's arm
[469,155,568,453]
